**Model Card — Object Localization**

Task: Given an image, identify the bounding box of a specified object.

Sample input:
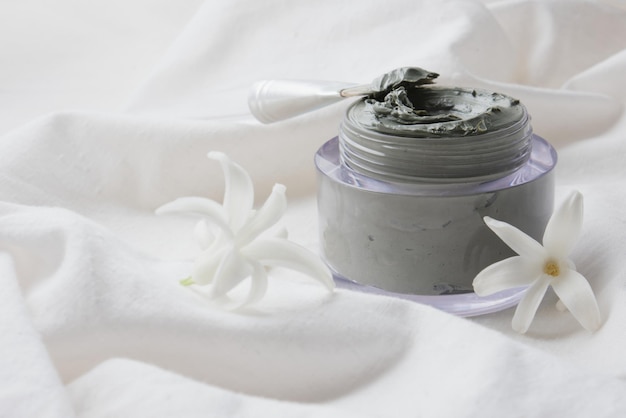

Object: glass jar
[315,87,557,297]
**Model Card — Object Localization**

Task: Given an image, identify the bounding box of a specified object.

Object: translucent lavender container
[315,89,557,312]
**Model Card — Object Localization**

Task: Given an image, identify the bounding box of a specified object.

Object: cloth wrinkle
[2,0,626,416]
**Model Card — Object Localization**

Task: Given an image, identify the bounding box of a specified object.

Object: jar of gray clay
[315,83,557,295]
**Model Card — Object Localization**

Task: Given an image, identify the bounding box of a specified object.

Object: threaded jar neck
[338,87,533,183]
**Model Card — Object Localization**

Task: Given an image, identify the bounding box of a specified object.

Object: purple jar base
[332,270,526,317]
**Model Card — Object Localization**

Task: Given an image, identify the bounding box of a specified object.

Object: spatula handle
[248,79,367,124]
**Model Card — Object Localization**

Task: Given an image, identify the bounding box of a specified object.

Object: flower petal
[194,219,214,250]
[156,196,232,238]
[236,184,287,246]
[208,152,254,231]
[242,238,335,291]
[511,276,551,333]
[551,268,601,331]
[240,260,269,307]
[542,191,584,258]
[473,256,539,296]
[484,216,546,260]
[210,249,253,298]
[192,247,228,285]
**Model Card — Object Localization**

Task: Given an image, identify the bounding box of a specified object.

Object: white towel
[2,0,626,416]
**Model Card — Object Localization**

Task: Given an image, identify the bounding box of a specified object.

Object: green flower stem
[179,277,195,286]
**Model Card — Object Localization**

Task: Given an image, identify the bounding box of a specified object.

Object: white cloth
[2,0,626,416]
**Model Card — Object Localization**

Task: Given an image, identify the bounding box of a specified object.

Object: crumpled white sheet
[2,0,626,416]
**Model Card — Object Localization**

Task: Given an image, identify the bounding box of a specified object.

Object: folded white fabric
[125,0,626,146]
[2,0,626,417]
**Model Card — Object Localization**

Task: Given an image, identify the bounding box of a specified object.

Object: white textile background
[2,0,626,416]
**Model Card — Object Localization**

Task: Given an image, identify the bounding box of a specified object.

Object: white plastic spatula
[247,68,439,124]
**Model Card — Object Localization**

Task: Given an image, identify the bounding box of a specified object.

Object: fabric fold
[2,0,626,416]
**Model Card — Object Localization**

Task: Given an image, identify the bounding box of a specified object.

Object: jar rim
[339,89,533,183]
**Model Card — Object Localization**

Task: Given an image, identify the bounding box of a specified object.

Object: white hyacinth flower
[156,152,334,306]
[473,191,601,333]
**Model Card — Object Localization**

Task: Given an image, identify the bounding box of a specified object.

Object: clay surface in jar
[358,67,525,138]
